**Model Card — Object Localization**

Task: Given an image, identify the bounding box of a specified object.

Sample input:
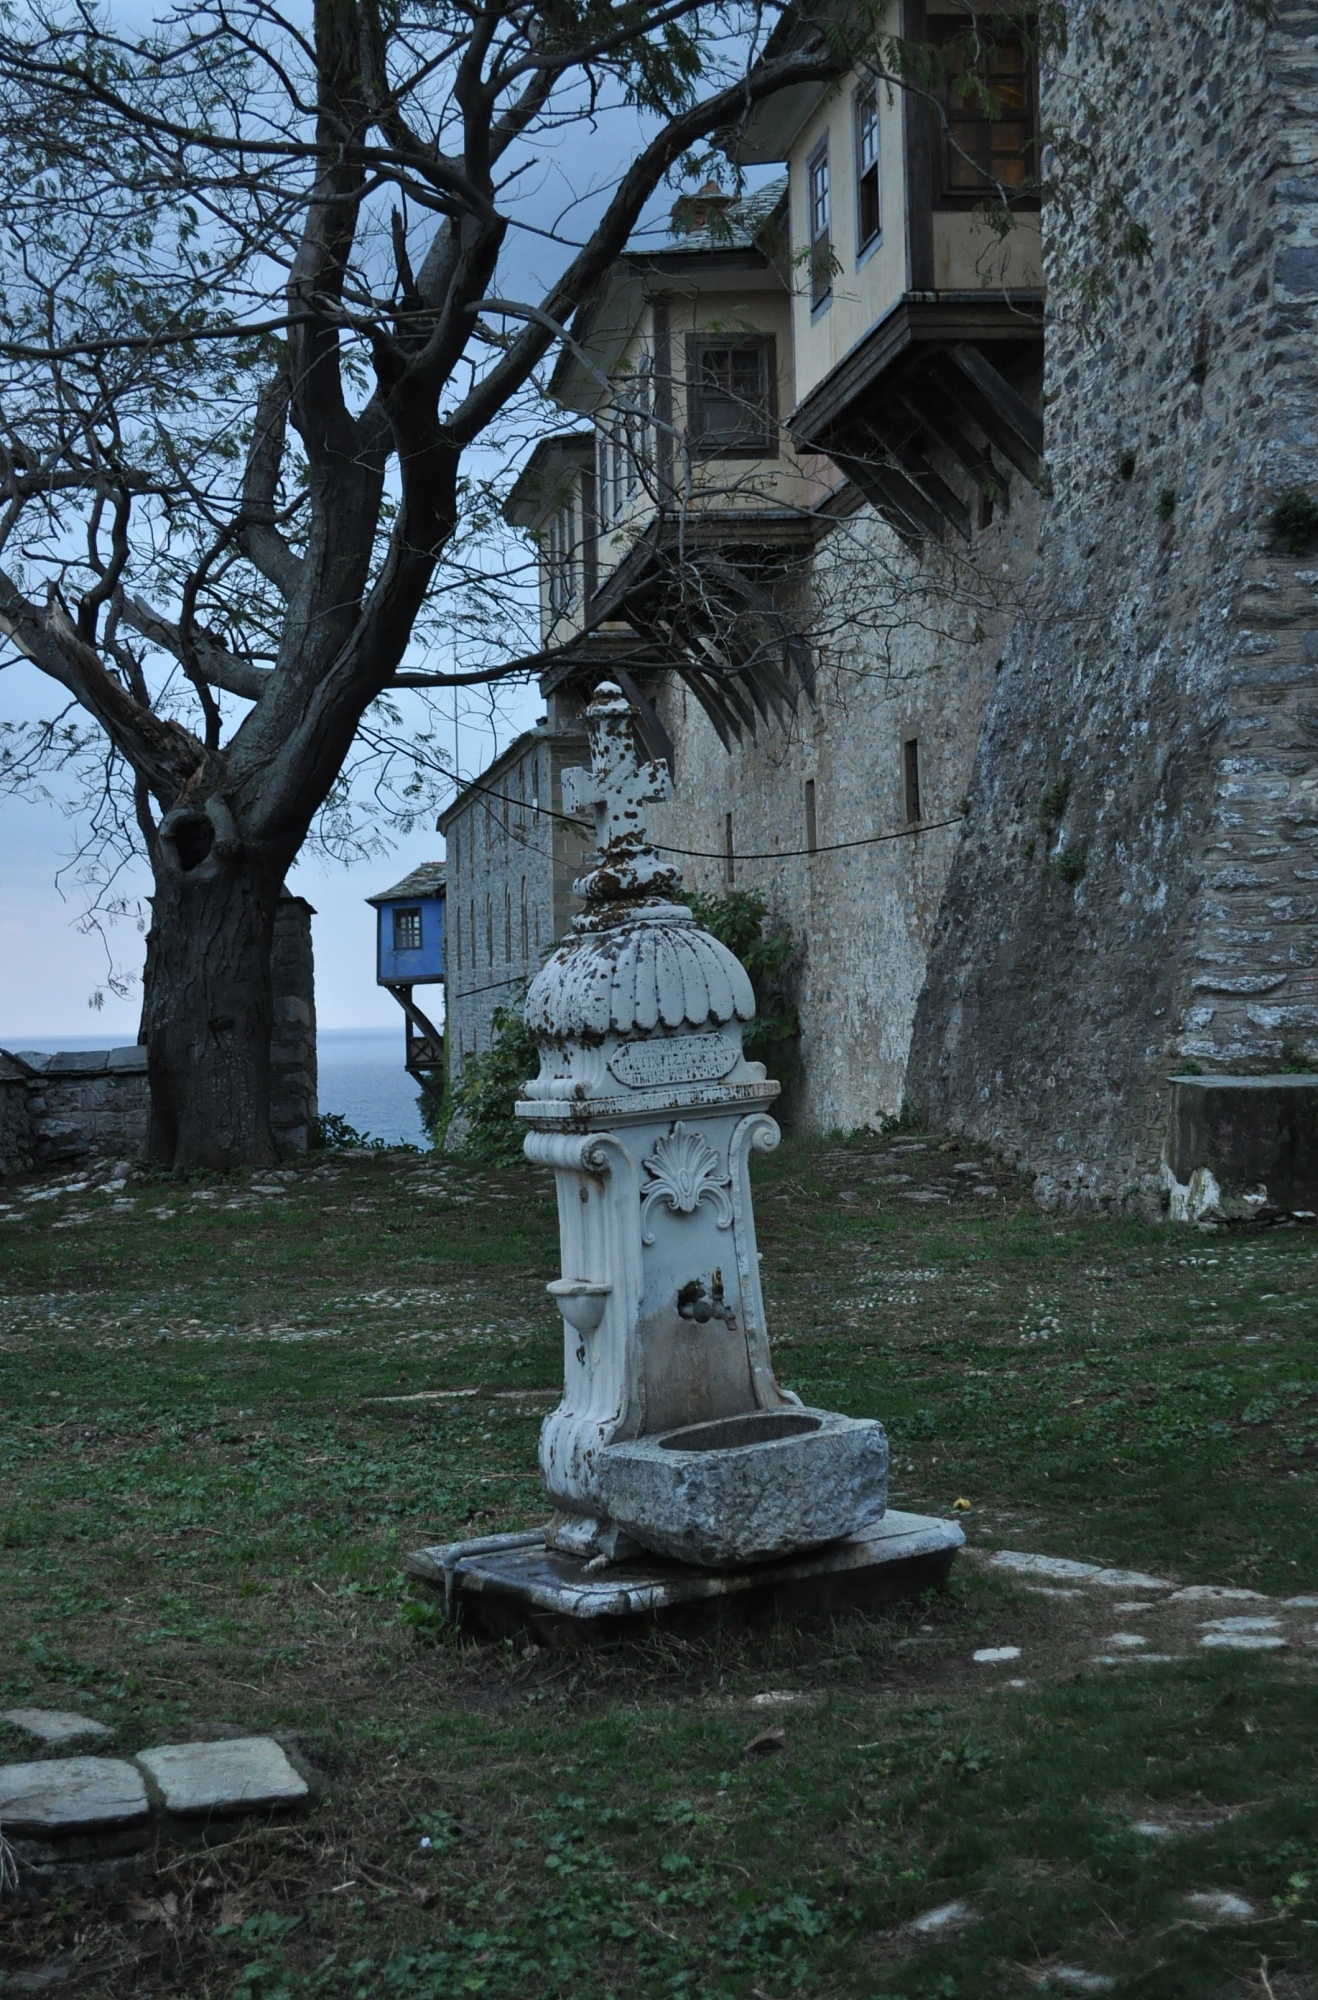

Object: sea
[6,1025,429,1149]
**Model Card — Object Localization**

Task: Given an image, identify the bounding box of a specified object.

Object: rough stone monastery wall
[650,494,1040,1132]
[908,0,1318,1206]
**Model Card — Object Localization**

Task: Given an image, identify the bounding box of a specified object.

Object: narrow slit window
[504,885,512,961]
[725,811,735,885]
[521,877,529,959]
[855,86,881,254]
[903,739,922,824]
[804,778,818,854]
[807,139,832,310]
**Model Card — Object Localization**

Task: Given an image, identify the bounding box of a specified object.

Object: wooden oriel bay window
[931,15,1038,203]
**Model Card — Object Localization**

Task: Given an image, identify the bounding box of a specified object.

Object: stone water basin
[596,1407,889,1567]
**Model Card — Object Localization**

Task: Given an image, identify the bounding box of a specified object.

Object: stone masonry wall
[2,890,319,1172]
[270,893,317,1155]
[22,1048,150,1165]
[443,722,591,1068]
[649,488,1040,1131]
[0,1058,35,1177]
[907,0,1318,1207]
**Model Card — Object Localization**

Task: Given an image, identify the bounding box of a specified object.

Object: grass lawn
[1,1133,1317,1998]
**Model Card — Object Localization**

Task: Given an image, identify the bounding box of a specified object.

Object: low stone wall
[20,1047,150,1166]
[0,890,319,1175]
[0,1054,35,1178]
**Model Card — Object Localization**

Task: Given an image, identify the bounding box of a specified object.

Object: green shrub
[443,995,538,1163]
[680,887,799,1076]
[1049,842,1088,885]
[311,1111,390,1151]
[1039,773,1071,829]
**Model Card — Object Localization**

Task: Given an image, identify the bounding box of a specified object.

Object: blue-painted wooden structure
[366,863,446,1103]
[367,862,446,985]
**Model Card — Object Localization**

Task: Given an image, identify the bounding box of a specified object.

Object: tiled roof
[660,174,787,253]
[365,862,447,907]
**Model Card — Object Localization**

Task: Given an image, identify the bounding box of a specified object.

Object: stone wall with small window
[440,719,591,1071]
[907,0,1318,1209]
[648,490,1040,1131]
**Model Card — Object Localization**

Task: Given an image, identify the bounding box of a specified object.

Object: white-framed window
[598,362,653,526]
[807,137,832,311]
[625,357,652,501]
[546,499,576,616]
[854,84,881,255]
[597,411,624,528]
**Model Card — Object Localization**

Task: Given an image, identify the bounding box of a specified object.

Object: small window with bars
[687,337,777,455]
[807,138,832,310]
[934,21,1036,201]
[392,906,422,951]
[854,86,881,254]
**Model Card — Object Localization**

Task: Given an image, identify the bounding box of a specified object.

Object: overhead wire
[450,774,966,861]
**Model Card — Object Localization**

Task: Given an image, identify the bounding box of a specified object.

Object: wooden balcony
[539,506,822,757]
[788,294,1045,543]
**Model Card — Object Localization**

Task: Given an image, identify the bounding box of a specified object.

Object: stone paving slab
[0,1758,148,1834]
[135,1737,308,1815]
[1,1708,112,1747]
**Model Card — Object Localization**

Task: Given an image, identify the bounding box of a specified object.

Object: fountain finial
[561,685,682,905]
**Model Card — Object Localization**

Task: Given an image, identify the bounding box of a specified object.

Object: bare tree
[0,0,861,1166]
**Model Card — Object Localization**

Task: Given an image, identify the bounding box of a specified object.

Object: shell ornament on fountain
[517,685,889,1567]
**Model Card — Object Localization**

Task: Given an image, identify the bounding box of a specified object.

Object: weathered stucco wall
[649,486,1040,1130]
[907,0,1318,1206]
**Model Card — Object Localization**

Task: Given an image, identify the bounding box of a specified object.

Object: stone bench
[1166,1074,1318,1222]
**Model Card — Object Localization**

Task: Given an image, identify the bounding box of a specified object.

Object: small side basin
[596,1406,888,1568]
[659,1412,821,1452]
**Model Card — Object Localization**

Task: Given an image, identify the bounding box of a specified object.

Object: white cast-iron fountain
[405,686,963,1635]
[517,686,888,1567]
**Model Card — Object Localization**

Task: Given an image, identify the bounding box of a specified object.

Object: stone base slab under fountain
[406,1509,965,1647]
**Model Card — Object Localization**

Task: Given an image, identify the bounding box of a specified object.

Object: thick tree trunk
[141,801,286,1169]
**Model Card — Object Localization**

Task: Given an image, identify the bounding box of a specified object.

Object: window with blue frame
[854,84,881,255]
[808,138,832,310]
